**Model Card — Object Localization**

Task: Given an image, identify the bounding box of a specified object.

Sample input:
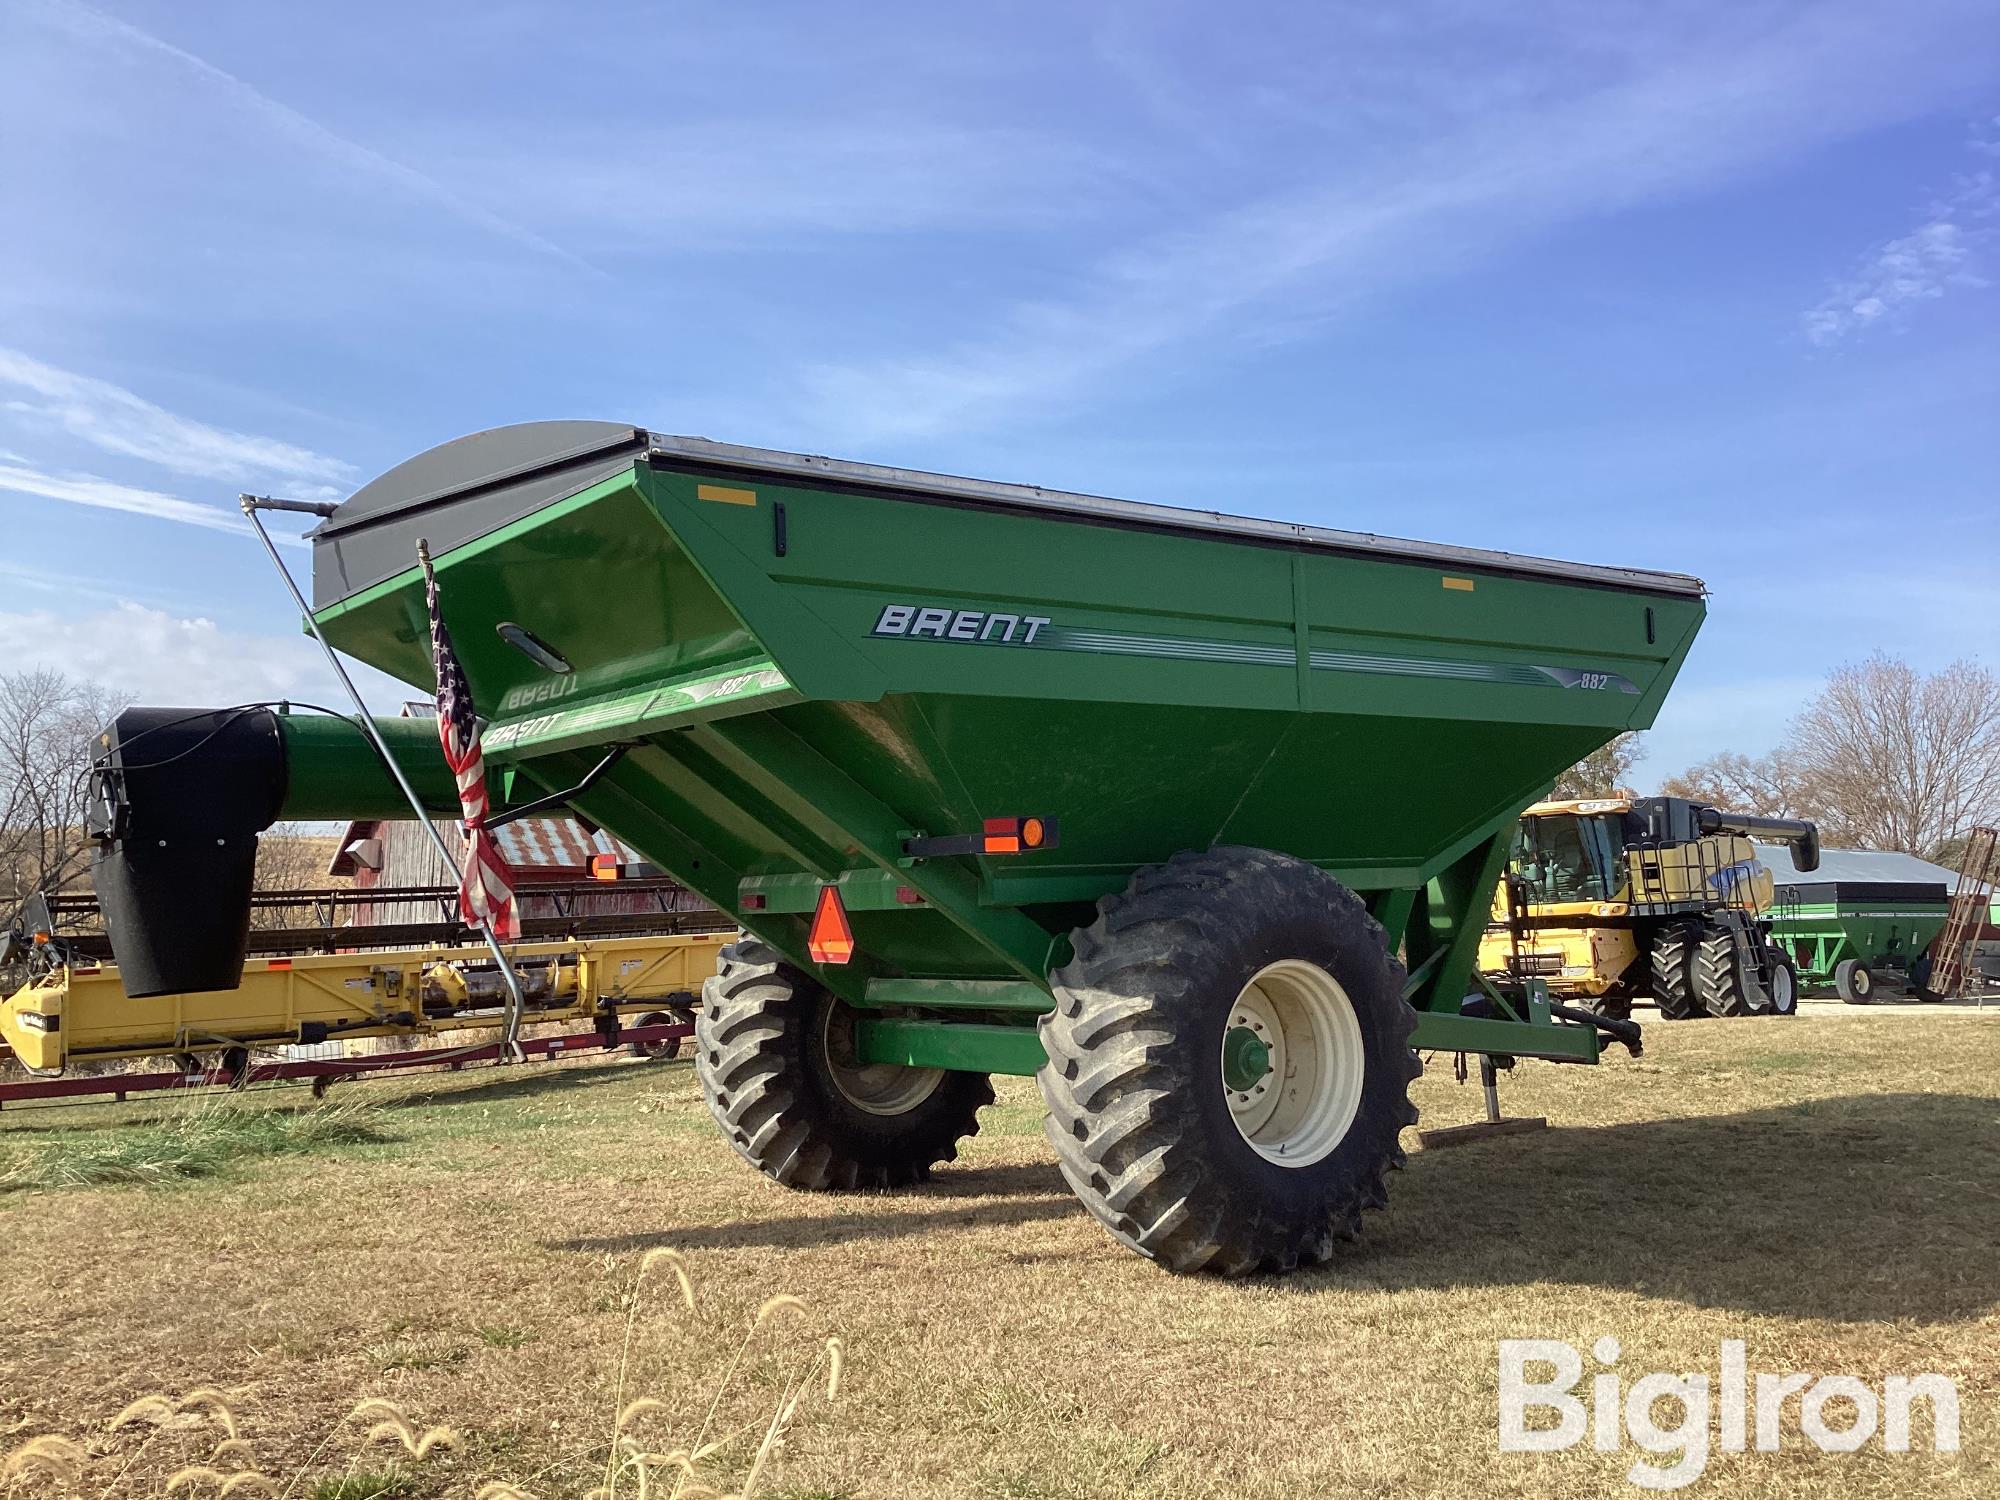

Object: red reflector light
[590,852,621,881]
[808,885,855,965]
[740,892,767,911]
[894,885,924,905]
[902,816,1056,860]
[266,959,293,971]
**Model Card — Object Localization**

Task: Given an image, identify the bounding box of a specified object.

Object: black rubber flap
[89,707,288,998]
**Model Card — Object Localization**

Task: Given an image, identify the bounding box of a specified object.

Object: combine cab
[89,421,1707,1274]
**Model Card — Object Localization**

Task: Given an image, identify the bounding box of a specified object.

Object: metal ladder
[1931,826,1998,1003]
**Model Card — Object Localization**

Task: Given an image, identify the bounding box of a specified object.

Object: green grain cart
[87,422,1704,1275]
[1758,845,1952,1002]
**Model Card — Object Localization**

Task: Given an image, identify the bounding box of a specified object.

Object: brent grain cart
[86,423,1704,1274]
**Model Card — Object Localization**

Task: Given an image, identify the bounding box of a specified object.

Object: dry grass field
[2,1005,1995,1499]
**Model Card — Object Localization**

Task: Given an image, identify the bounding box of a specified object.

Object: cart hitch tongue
[1549,1001,1644,1057]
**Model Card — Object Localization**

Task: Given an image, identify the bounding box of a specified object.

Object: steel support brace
[853,1017,1046,1075]
[1409,1011,1598,1062]
[565,763,867,1002]
[852,1003,1595,1077]
[861,978,1053,1012]
[1370,888,1418,953]
[699,716,1058,983]
[1403,829,1515,1015]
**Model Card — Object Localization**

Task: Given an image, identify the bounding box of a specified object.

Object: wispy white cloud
[0,460,251,534]
[39,0,600,277]
[1,600,394,705]
[0,347,354,488]
[441,122,1138,250]
[0,555,208,613]
[796,1,1991,441]
[1804,169,1995,344]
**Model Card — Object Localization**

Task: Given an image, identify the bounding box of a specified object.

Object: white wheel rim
[818,1004,944,1116]
[1772,967,1795,1013]
[1221,959,1365,1168]
[1854,968,1871,996]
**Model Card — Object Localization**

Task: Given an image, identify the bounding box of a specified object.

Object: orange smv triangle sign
[808,883,855,965]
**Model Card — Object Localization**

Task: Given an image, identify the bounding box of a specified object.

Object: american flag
[418,541,519,942]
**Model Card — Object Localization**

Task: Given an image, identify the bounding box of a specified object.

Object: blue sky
[2,0,1995,786]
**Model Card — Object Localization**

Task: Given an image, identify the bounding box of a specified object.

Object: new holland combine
[1477,796,1821,1021]
[83,421,1709,1274]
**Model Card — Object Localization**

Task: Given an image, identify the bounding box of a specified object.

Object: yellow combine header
[0,930,730,1103]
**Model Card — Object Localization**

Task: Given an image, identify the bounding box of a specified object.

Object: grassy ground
[1,1008,1994,1499]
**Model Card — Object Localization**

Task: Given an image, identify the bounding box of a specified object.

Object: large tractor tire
[1650,925,1702,1020]
[1695,926,1758,1018]
[1766,950,1800,1018]
[1834,959,1874,1005]
[696,940,993,1189]
[1037,846,1419,1276]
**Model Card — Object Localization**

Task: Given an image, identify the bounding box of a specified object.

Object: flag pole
[240,496,527,1061]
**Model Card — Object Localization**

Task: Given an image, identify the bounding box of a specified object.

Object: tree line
[2,669,335,925]
[1553,655,2000,863]
[1,668,122,910]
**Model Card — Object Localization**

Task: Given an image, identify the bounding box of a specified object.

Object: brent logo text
[871,604,1051,644]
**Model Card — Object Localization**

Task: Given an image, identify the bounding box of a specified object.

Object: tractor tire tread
[1651,925,1702,1020]
[1038,845,1416,1277]
[696,940,992,1191]
[1696,926,1756,1018]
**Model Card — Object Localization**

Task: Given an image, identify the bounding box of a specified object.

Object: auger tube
[1698,809,1821,873]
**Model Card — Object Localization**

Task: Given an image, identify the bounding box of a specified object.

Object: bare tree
[1785,655,2000,858]
[1660,749,1812,819]
[1661,656,2000,857]
[1551,732,1644,800]
[247,822,347,928]
[1,669,126,916]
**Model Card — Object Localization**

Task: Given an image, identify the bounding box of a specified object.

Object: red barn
[328,813,712,927]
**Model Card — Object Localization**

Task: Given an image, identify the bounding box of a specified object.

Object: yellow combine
[1477,796,1820,1021]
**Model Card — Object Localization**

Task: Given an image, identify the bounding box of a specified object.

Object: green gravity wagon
[87,422,1705,1274]
[1759,846,1952,1002]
